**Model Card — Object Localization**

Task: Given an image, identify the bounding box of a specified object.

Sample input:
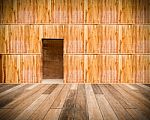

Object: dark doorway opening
[0,55,2,83]
[42,39,63,83]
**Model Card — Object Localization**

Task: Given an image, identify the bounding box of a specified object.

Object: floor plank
[0,84,25,98]
[113,84,150,120]
[28,84,64,120]
[43,84,58,94]
[0,84,149,120]
[3,84,44,109]
[51,84,70,109]
[105,84,135,109]
[96,94,118,120]
[138,84,150,91]
[0,85,44,117]
[43,109,62,120]
[100,85,134,120]
[85,84,103,120]
[0,84,31,108]
[0,84,19,93]
[0,84,5,88]
[92,84,103,94]
[120,84,150,109]
[14,94,48,120]
[126,108,149,120]
[0,85,50,120]
[74,84,88,120]
[58,85,77,120]
[132,84,150,100]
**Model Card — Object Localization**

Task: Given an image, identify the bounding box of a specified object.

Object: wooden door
[42,39,63,79]
[0,55,2,83]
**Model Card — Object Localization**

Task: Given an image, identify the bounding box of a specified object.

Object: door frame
[41,38,64,82]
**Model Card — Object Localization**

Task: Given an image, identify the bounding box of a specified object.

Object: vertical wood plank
[85,84,103,120]
[64,55,84,83]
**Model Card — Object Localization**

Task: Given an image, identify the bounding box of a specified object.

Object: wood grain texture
[0,25,85,54]
[28,84,64,120]
[95,94,118,120]
[58,87,77,120]
[0,84,30,108]
[65,25,84,53]
[0,0,149,23]
[119,0,150,24]
[87,25,119,53]
[0,54,149,83]
[1,55,41,83]
[120,25,150,53]
[86,55,119,83]
[120,55,150,83]
[100,85,134,120]
[64,55,84,83]
[0,84,50,120]
[0,84,149,120]
[85,84,103,120]
[86,0,119,23]
[74,84,88,120]
[0,0,149,83]
[0,25,42,53]
[0,25,149,54]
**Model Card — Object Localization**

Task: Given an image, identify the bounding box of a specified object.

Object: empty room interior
[0,0,150,120]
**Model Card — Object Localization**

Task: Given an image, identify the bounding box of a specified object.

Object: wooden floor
[0,84,150,120]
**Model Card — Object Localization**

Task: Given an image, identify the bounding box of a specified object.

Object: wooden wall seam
[0,24,150,25]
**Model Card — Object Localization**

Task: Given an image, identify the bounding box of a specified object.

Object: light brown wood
[120,25,150,53]
[120,55,150,83]
[3,84,43,109]
[87,25,119,53]
[96,94,118,120]
[113,84,150,119]
[0,0,149,24]
[0,0,149,83]
[58,85,78,120]
[105,84,135,109]
[64,55,84,83]
[1,55,41,83]
[0,84,25,98]
[1,25,149,54]
[43,109,62,120]
[28,84,64,120]
[51,84,70,108]
[100,85,133,120]
[126,108,149,120]
[0,84,50,120]
[120,84,150,108]
[74,84,88,120]
[0,84,149,120]
[14,94,48,120]
[86,55,119,83]
[85,84,103,120]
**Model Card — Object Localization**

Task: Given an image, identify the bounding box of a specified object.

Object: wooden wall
[0,0,149,83]
[0,0,149,24]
